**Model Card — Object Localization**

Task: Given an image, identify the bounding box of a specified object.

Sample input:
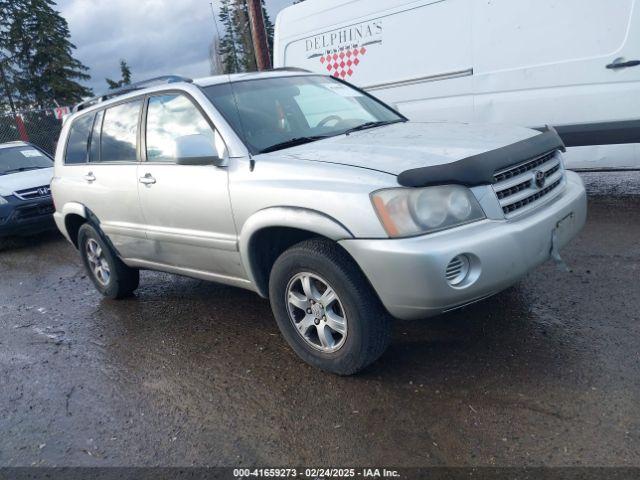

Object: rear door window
[100,100,142,163]
[65,113,95,164]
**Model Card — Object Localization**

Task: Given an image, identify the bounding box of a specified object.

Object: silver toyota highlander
[51,70,587,374]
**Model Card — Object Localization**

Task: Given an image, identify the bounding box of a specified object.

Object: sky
[56,0,295,95]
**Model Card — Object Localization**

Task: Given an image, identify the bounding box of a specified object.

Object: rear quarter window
[65,113,95,164]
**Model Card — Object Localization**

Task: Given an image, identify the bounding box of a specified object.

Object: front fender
[239,207,354,296]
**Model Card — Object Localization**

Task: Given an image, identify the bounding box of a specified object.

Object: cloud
[56,0,295,96]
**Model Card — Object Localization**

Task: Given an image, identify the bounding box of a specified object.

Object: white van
[274,0,640,170]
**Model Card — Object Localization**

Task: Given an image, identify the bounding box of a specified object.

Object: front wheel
[269,239,392,375]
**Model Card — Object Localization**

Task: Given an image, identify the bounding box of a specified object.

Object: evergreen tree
[218,0,241,74]
[106,60,132,90]
[209,36,224,75]
[217,0,275,74]
[3,0,92,109]
[0,0,24,113]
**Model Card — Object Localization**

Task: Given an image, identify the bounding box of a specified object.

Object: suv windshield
[0,145,52,175]
[203,75,404,154]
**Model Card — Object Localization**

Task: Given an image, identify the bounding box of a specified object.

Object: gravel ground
[580,170,640,196]
[0,192,639,467]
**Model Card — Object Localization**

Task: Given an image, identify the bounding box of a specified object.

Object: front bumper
[340,171,587,320]
[0,195,56,237]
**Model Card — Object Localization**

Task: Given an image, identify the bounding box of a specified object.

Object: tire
[269,238,392,375]
[77,223,139,299]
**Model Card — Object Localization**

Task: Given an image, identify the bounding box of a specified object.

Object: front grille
[14,202,54,220]
[492,150,565,217]
[493,151,556,183]
[14,185,51,200]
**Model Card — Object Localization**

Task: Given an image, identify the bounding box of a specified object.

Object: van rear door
[472,0,640,169]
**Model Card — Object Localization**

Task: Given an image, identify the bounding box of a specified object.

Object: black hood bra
[396,126,566,188]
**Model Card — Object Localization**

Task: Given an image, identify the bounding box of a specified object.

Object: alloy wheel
[286,272,347,353]
[85,238,111,286]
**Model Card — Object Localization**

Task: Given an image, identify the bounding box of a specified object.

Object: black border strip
[397,126,566,188]
[1,467,639,480]
[543,120,640,147]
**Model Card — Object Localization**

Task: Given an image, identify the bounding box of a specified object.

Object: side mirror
[175,134,223,166]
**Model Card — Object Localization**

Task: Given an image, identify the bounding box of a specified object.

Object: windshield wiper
[343,119,404,136]
[259,135,329,154]
[257,119,404,153]
[3,166,41,174]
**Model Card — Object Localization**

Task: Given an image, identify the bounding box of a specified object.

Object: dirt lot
[1,186,639,467]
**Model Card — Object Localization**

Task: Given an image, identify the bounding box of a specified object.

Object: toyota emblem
[534,170,546,189]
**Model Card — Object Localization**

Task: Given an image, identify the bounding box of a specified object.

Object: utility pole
[246,0,271,71]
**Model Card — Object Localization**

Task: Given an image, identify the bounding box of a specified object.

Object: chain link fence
[0,108,68,155]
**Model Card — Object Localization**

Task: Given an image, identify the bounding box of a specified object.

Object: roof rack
[269,67,312,73]
[73,75,193,112]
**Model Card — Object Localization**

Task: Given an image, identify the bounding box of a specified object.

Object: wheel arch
[239,207,354,298]
[60,203,108,251]
[61,202,88,248]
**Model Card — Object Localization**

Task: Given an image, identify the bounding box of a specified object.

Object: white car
[51,71,587,374]
[0,142,55,238]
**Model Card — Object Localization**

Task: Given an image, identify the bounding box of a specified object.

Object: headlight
[0,196,8,206]
[371,185,485,237]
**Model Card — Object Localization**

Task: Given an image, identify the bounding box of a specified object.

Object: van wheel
[269,239,392,375]
[77,223,139,299]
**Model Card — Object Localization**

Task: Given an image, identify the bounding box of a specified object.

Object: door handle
[606,58,640,69]
[84,172,96,183]
[139,173,156,185]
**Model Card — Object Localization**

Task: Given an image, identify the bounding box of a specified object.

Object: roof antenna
[209,2,222,39]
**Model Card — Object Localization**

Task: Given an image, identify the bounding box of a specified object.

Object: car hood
[270,122,540,176]
[0,167,54,197]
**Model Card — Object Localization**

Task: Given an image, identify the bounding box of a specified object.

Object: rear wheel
[269,239,392,375]
[78,223,139,299]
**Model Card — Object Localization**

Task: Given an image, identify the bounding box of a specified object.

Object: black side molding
[397,126,566,188]
[546,120,640,147]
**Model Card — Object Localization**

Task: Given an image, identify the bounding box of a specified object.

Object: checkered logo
[319,47,368,79]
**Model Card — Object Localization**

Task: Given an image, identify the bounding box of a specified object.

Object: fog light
[445,255,470,286]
